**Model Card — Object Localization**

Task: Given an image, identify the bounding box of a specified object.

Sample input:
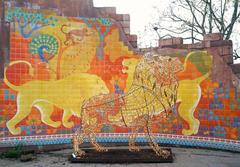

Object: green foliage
[6,8,58,38]
[99,18,112,26]
[6,8,58,26]
[80,17,112,26]
[4,144,23,158]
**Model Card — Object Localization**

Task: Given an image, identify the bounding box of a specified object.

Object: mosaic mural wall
[0,8,240,151]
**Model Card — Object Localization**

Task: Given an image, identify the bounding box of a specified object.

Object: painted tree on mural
[82,17,112,61]
[6,8,58,38]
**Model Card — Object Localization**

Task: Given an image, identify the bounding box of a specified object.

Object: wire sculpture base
[70,148,173,163]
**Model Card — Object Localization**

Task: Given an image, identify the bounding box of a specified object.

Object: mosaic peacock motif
[29,34,59,63]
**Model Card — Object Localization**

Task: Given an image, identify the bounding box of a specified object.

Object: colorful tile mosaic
[0,8,239,152]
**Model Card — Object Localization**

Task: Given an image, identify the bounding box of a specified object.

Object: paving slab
[0,147,239,167]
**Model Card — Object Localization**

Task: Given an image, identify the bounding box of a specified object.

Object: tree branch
[203,0,222,25]
[151,0,240,43]
[185,0,205,34]
[167,12,204,35]
[224,0,240,39]
[157,27,194,35]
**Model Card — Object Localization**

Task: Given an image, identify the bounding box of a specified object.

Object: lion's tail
[61,24,69,34]
[194,72,210,83]
[4,60,34,91]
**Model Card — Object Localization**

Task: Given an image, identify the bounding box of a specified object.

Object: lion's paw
[63,121,74,128]
[7,123,21,135]
[75,151,85,159]
[182,120,200,136]
[51,121,61,128]
[161,150,170,159]
[129,146,141,152]
[97,147,108,152]
[193,120,200,134]
[182,129,195,136]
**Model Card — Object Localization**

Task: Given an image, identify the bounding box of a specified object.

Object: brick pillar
[203,33,234,87]
[203,33,223,41]
[203,33,233,64]
[159,37,183,48]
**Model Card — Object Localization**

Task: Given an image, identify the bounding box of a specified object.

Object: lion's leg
[34,102,61,128]
[145,122,170,158]
[6,95,33,135]
[62,109,74,128]
[178,102,200,136]
[85,124,108,152]
[90,132,108,152]
[82,107,107,152]
[129,126,140,152]
[72,131,85,158]
[146,134,170,158]
[177,84,201,136]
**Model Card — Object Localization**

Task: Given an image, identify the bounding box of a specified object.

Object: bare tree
[152,0,240,44]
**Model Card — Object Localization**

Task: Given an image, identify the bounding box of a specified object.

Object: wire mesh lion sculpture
[72,55,183,158]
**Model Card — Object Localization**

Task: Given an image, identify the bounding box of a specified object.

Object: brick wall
[154,33,240,88]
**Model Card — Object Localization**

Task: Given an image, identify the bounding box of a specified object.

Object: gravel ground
[0,147,239,167]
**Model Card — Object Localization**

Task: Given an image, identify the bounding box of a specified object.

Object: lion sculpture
[72,56,183,158]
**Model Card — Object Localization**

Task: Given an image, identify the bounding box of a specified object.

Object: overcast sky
[94,0,240,64]
[94,0,169,47]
